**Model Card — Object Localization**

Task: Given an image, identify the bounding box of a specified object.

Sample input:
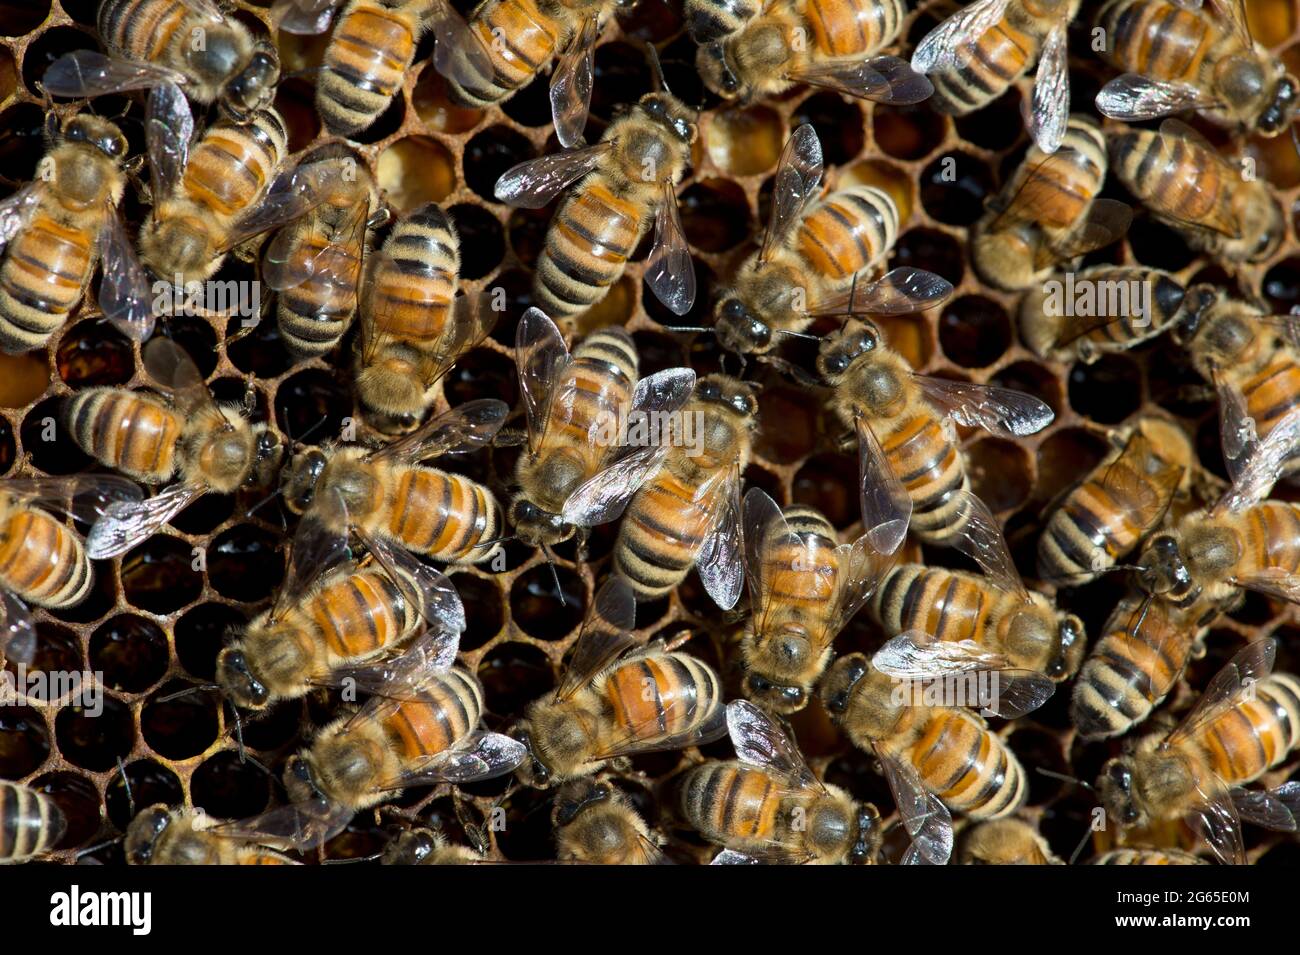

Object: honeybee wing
[1165,637,1276,748]
[806,268,953,318]
[0,185,40,257]
[271,0,345,34]
[0,591,36,665]
[319,627,462,698]
[726,700,823,793]
[913,374,1055,437]
[1229,787,1298,832]
[758,124,824,266]
[644,181,696,316]
[790,55,934,105]
[872,632,1054,716]
[873,745,952,865]
[1148,119,1242,239]
[269,495,351,624]
[96,212,156,343]
[911,0,1011,74]
[591,686,727,761]
[369,398,510,464]
[389,730,528,788]
[3,474,143,525]
[263,167,370,297]
[946,489,1031,601]
[86,483,208,559]
[741,487,791,640]
[1092,434,1183,543]
[820,534,896,649]
[1218,377,1256,482]
[1185,768,1246,866]
[1096,74,1223,122]
[989,152,1081,231]
[1213,403,1300,514]
[222,164,332,252]
[551,15,597,149]
[494,143,612,209]
[1029,23,1069,154]
[515,307,573,456]
[142,337,221,421]
[1205,0,1254,48]
[1230,567,1300,605]
[409,293,499,394]
[856,416,911,555]
[145,83,193,201]
[553,576,640,703]
[710,849,761,865]
[560,367,696,526]
[696,465,745,610]
[428,0,495,93]
[209,797,354,852]
[357,527,467,634]
[1042,199,1133,265]
[41,51,188,98]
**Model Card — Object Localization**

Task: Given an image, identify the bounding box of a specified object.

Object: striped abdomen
[364,203,459,351]
[1233,354,1300,475]
[679,763,782,848]
[381,666,484,764]
[877,412,969,542]
[755,506,840,640]
[0,208,96,353]
[535,180,645,318]
[874,565,1018,647]
[0,781,65,863]
[98,0,189,65]
[318,0,420,135]
[181,109,287,224]
[1089,848,1206,865]
[1016,119,1107,240]
[308,567,414,663]
[889,707,1026,818]
[615,464,724,599]
[0,505,92,609]
[1070,594,1206,739]
[383,465,502,562]
[795,186,898,285]
[1232,501,1300,583]
[65,388,181,483]
[449,0,563,107]
[600,651,722,750]
[1098,0,1217,82]
[1186,672,1300,785]
[929,16,1034,115]
[1109,130,1234,238]
[805,0,904,57]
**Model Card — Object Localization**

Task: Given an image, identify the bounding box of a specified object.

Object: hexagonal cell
[0,103,47,182]
[275,367,353,446]
[643,261,715,330]
[921,152,996,226]
[680,178,750,253]
[630,330,686,376]
[0,351,50,409]
[1032,427,1109,508]
[377,136,456,214]
[90,614,170,695]
[175,602,245,682]
[891,228,964,285]
[1068,354,1143,424]
[0,704,51,776]
[953,87,1025,151]
[54,694,134,771]
[56,320,135,387]
[0,417,15,475]
[0,45,16,105]
[443,347,519,410]
[705,105,784,176]
[448,203,505,280]
[140,681,220,760]
[791,93,864,165]
[46,562,115,624]
[506,207,552,268]
[1263,257,1300,314]
[992,360,1064,419]
[1245,131,1300,191]
[121,535,205,615]
[792,452,858,529]
[271,78,321,152]
[967,437,1033,512]
[23,623,84,703]
[590,42,654,121]
[754,385,819,464]
[414,63,485,133]
[207,524,284,602]
[105,758,183,830]
[1126,217,1196,272]
[510,564,585,640]
[478,641,554,718]
[466,125,536,203]
[21,26,88,94]
[873,103,947,160]
[191,750,273,820]
[939,295,1011,368]
[450,572,504,652]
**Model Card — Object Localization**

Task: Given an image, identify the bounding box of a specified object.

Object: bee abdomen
[679,763,779,844]
[182,110,287,222]
[382,667,484,763]
[448,0,561,106]
[603,653,722,746]
[385,467,503,563]
[929,21,1034,114]
[573,326,638,378]
[535,184,644,318]
[796,186,899,283]
[0,781,66,863]
[317,3,419,135]
[1089,848,1207,865]
[914,710,1026,818]
[99,0,186,64]
[614,476,708,600]
[64,388,181,483]
[0,507,91,609]
[0,212,96,353]
[805,0,904,57]
[310,569,409,661]
[1098,0,1214,81]
[365,203,459,347]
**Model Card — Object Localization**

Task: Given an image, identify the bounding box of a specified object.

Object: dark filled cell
[121,535,205,614]
[140,681,220,760]
[939,296,1011,368]
[791,94,865,166]
[21,25,94,94]
[1263,257,1300,314]
[54,695,134,771]
[448,203,506,280]
[21,397,92,474]
[466,126,536,202]
[443,347,519,409]
[890,228,964,285]
[0,705,51,776]
[56,321,134,387]
[207,524,284,602]
[679,179,751,253]
[500,72,554,128]
[275,368,353,447]
[0,104,47,182]
[105,759,183,831]
[191,751,273,820]
[175,602,246,681]
[793,453,857,529]
[478,641,554,717]
[921,152,995,226]
[29,771,101,850]
[510,564,586,640]
[225,315,292,379]
[90,615,170,694]
[1068,354,1142,424]
[873,103,947,160]
[952,87,1025,151]
[453,573,505,651]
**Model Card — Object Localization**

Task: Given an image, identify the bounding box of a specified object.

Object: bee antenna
[1035,766,1096,794]
[1290,121,1299,160]
[663,325,715,334]
[774,330,820,342]
[1068,825,1095,866]
[323,851,383,864]
[644,42,672,96]
[539,541,567,607]
[157,682,219,703]
[116,754,135,819]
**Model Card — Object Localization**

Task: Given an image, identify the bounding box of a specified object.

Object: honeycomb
[1,0,1299,866]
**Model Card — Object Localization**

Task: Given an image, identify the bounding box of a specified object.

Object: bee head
[1048,613,1086,680]
[744,672,807,714]
[509,497,573,548]
[221,44,280,120]
[216,647,269,710]
[1259,74,1299,136]
[638,92,696,146]
[817,320,880,381]
[124,804,174,866]
[1098,758,1144,828]
[819,652,869,719]
[695,41,742,99]
[63,115,128,162]
[1169,283,1220,346]
[281,447,328,515]
[551,779,612,828]
[1138,534,1190,599]
[695,374,757,419]
[510,723,554,789]
[850,803,882,864]
[248,426,285,488]
[715,298,771,355]
[381,829,441,865]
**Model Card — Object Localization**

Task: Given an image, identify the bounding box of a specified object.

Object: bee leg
[575,528,590,564]
[116,754,136,819]
[493,427,528,448]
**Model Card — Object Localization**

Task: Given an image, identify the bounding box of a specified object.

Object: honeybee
[736,488,893,714]
[264,155,385,361]
[693,0,932,105]
[972,115,1132,292]
[821,653,1054,864]
[912,0,1082,152]
[683,0,758,42]
[0,781,67,864]
[209,628,526,850]
[494,87,698,318]
[678,700,882,864]
[1018,266,1189,364]
[355,205,499,435]
[712,125,953,361]
[552,779,665,864]
[0,113,152,354]
[871,494,1086,680]
[1070,591,1217,740]
[0,476,142,666]
[272,0,491,137]
[1109,119,1283,265]
[612,374,755,609]
[1098,637,1300,865]
[217,507,466,711]
[514,577,726,788]
[125,805,299,865]
[511,308,695,552]
[280,399,508,565]
[818,319,1054,550]
[42,0,278,120]
[1095,0,1298,138]
[957,818,1062,864]
[381,828,483,865]
[1136,393,1300,614]
[1087,848,1208,865]
[1038,416,1193,582]
[68,337,284,560]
